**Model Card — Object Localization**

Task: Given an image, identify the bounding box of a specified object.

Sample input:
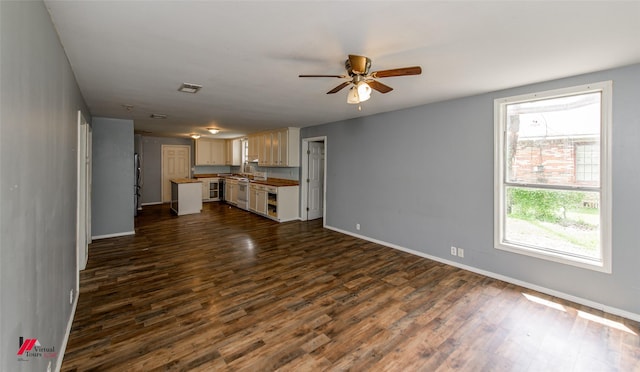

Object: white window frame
[494,81,612,273]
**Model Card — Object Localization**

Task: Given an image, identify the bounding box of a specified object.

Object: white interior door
[162,145,191,203]
[307,141,325,220]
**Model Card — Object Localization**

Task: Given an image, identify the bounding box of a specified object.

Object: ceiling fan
[299,54,422,105]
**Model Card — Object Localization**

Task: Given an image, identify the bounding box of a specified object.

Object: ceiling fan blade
[367,80,393,94]
[371,66,422,78]
[326,81,351,94]
[348,55,370,75]
[299,74,347,78]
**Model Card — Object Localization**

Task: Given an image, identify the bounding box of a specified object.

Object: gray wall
[302,63,640,316]
[140,136,192,204]
[92,118,134,237]
[0,1,90,371]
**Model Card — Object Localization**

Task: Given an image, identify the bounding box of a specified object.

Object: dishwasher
[236,178,250,210]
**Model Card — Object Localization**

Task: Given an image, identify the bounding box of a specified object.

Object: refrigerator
[134,153,142,216]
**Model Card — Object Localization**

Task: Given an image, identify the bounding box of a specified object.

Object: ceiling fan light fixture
[207,128,220,134]
[356,81,371,102]
[347,87,360,104]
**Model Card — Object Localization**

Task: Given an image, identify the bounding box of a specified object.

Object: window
[241,138,249,173]
[575,143,600,183]
[494,81,612,272]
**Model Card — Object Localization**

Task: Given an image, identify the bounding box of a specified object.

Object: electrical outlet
[457,248,465,258]
[450,246,457,256]
[47,361,52,372]
[70,289,74,304]
[356,223,360,231]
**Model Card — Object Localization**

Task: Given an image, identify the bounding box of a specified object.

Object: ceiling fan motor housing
[346,55,371,76]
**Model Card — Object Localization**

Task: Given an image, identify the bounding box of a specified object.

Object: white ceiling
[44,1,640,139]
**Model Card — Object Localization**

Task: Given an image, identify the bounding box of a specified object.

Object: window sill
[495,241,611,274]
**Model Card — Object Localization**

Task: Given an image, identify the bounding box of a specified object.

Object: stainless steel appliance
[134,153,142,216]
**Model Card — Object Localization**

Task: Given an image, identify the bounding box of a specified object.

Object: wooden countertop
[193,174,227,178]
[170,178,202,184]
[193,174,299,187]
[250,178,299,187]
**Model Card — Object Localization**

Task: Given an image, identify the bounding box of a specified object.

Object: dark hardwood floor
[62,202,640,371]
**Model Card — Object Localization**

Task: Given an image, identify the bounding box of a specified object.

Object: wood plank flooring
[62,202,640,371]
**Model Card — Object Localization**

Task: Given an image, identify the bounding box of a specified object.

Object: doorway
[301,137,326,222]
[161,145,191,203]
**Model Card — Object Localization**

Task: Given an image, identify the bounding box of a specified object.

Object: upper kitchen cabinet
[225,138,242,166]
[248,134,259,162]
[258,132,271,167]
[195,138,225,165]
[258,127,300,167]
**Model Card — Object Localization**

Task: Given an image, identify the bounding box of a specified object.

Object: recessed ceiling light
[150,113,167,119]
[207,128,220,134]
[178,83,203,94]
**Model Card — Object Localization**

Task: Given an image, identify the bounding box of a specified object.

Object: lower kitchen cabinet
[200,178,222,202]
[249,183,267,215]
[170,179,203,215]
[225,179,238,205]
[249,183,298,221]
[265,185,299,222]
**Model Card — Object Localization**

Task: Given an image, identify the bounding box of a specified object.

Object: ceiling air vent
[178,83,203,94]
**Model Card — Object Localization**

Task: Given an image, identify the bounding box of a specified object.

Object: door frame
[76,110,91,274]
[301,136,327,224]
[161,144,192,203]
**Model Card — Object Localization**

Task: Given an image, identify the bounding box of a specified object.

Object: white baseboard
[92,231,135,240]
[56,291,79,372]
[324,224,640,323]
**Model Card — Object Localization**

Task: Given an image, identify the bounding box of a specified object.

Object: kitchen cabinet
[258,132,271,167]
[170,179,203,215]
[264,185,299,222]
[248,134,259,162]
[249,183,267,215]
[195,138,225,165]
[257,127,300,167]
[200,178,221,202]
[225,138,242,166]
[224,178,238,205]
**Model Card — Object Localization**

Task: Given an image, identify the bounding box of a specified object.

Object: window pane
[575,143,600,183]
[504,186,600,260]
[505,92,601,188]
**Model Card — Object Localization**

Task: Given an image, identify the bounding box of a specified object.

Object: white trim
[324,224,640,323]
[92,231,135,240]
[76,111,90,273]
[494,80,612,273]
[56,290,79,372]
[141,201,163,206]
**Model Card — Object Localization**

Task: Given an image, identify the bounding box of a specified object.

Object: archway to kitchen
[301,136,326,223]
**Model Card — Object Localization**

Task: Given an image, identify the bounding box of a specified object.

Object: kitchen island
[170,178,203,215]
